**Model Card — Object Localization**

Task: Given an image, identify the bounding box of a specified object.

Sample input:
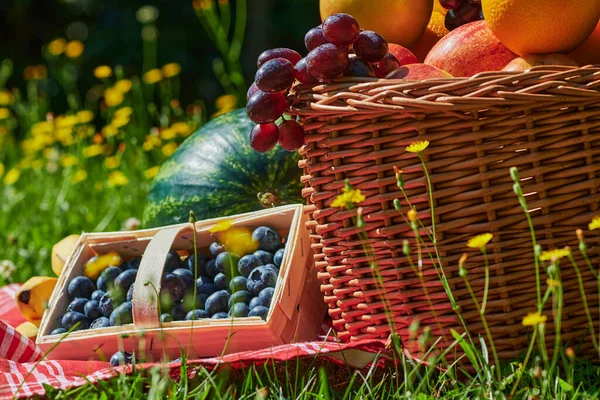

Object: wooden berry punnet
[36,204,327,361]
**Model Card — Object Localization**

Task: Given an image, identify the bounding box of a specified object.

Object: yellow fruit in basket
[16,320,40,340]
[83,252,123,280]
[51,234,80,276]
[15,276,58,322]
[482,0,600,56]
[411,11,449,62]
[569,20,600,66]
[320,0,434,48]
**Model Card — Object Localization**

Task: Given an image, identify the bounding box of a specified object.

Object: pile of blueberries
[50,225,285,338]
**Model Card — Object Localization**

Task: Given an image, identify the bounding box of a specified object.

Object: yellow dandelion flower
[111,115,129,128]
[94,66,113,79]
[104,156,120,170]
[546,278,560,288]
[144,166,160,179]
[162,63,181,78]
[161,142,178,157]
[143,69,163,84]
[143,135,162,151]
[216,94,237,111]
[102,125,118,137]
[3,168,20,185]
[171,122,191,136]
[48,38,67,56]
[83,144,104,158]
[0,162,4,178]
[159,128,176,140]
[108,171,129,187]
[59,154,80,168]
[19,158,33,169]
[115,107,133,118]
[43,148,59,161]
[0,108,11,120]
[405,140,430,153]
[114,79,132,93]
[31,121,53,136]
[104,87,124,107]
[407,208,418,222]
[71,169,88,184]
[0,90,13,106]
[65,40,84,58]
[210,219,234,234]
[95,182,103,191]
[35,65,48,79]
[331,188,365,208]
[55,115,79,128]
[467,233,493,249]
[589,215,600,231]
[76,110,94,124]
[539,247,571,262]
[522,311,547,327]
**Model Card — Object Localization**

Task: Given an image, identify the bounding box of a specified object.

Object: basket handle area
[132,224,191,329]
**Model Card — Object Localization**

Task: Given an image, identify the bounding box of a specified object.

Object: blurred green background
[1,0,320,114]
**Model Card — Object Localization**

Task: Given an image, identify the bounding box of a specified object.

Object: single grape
[439,0,462,9]
[278,120,305,151]
[247,82,259,100]
[246,91,287,124]
[257,48,302,67]
[250,123,279,153]
[445,1,481,30]
[372,53,401,78]
[305,43,348,80]
[322,13,360,46]
[343,55,375,77]
[304,26,328,51]
[295,58,318,84]
[255,58,296,92]
[352,31,388,62]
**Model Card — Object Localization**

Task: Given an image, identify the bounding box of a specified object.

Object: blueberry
[249,297,261,310]
[211,312,228,319]
[68,276,95,299]
[214,273,228,290]
[229,302,249,317]
[160,273,186,310]
[84,300,102,320]
[182,293,209,312]
[50,327,67,335]
[258,287,275,308]
[196,275,214,285]
[229,290,252,307]
[114,270,137,293]
[98,293,119,317]
[173,268,195,290]
[67,298,88,314]
[186,309,209,320]
[110,302,133,326]
[246,266,277,295]
[273,249,284,268]
[248,306,269,321]
[196,282,218,296]
[253,250,274,265]
[161,313,173,323]
[164,250,182,273]
[237,254,262,278]
[215,252,240,278]
[171,303,187,321]
[184,254,210,277]
[110,351,133,367]
[264,264,278,273]
[90,317,111,329]
[126,285,134,302]
[123,258,141,271]
[229,276,248,293]
[205,260,219,277]
[209,242,225,257]
[205,290,229,316]
[61,311,90,331]
[91,290,105,302]
[252,226,282,253]
[97,266,123,292]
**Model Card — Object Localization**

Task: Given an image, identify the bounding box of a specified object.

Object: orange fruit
[569,20,600,66]
[433,0,447,15]
[410,12,449,62]
[320,0,434,48]
[482,0,600,56]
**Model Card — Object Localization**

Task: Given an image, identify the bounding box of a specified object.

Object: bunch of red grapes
[247,13,408,153]
[441,0,484,31]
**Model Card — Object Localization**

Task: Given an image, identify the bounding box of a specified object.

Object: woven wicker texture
[290,66,600,360]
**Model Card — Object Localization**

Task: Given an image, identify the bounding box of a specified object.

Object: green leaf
[451,329,480,372]
[558,378,573,392]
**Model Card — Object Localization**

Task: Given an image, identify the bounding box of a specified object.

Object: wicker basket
[290,65,600,360]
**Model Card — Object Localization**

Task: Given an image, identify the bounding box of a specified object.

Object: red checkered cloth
[0,284,394,399]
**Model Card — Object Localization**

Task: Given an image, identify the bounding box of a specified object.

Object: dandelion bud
[534,244,542,258]
[402,240,410,256]
[189,210,198,224]
[356,207,365,229]
[459,266,468,278]
[407,208,417,223]
[393,165,404,189]
[565,347,575,359]
[344,178,352,192]
[513,182,523,196]
[393,199,401,212]
[579,241,587,253]
[547,264,556,276]
[459,253,468,269]
[510,166,519,182]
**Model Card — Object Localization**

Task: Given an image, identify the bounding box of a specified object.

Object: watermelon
[143,109,304,228]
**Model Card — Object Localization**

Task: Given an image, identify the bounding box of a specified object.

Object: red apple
[424,20,517,77]
[388,43,419,66]
[386,63,452,80]
[502,53,579,72]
